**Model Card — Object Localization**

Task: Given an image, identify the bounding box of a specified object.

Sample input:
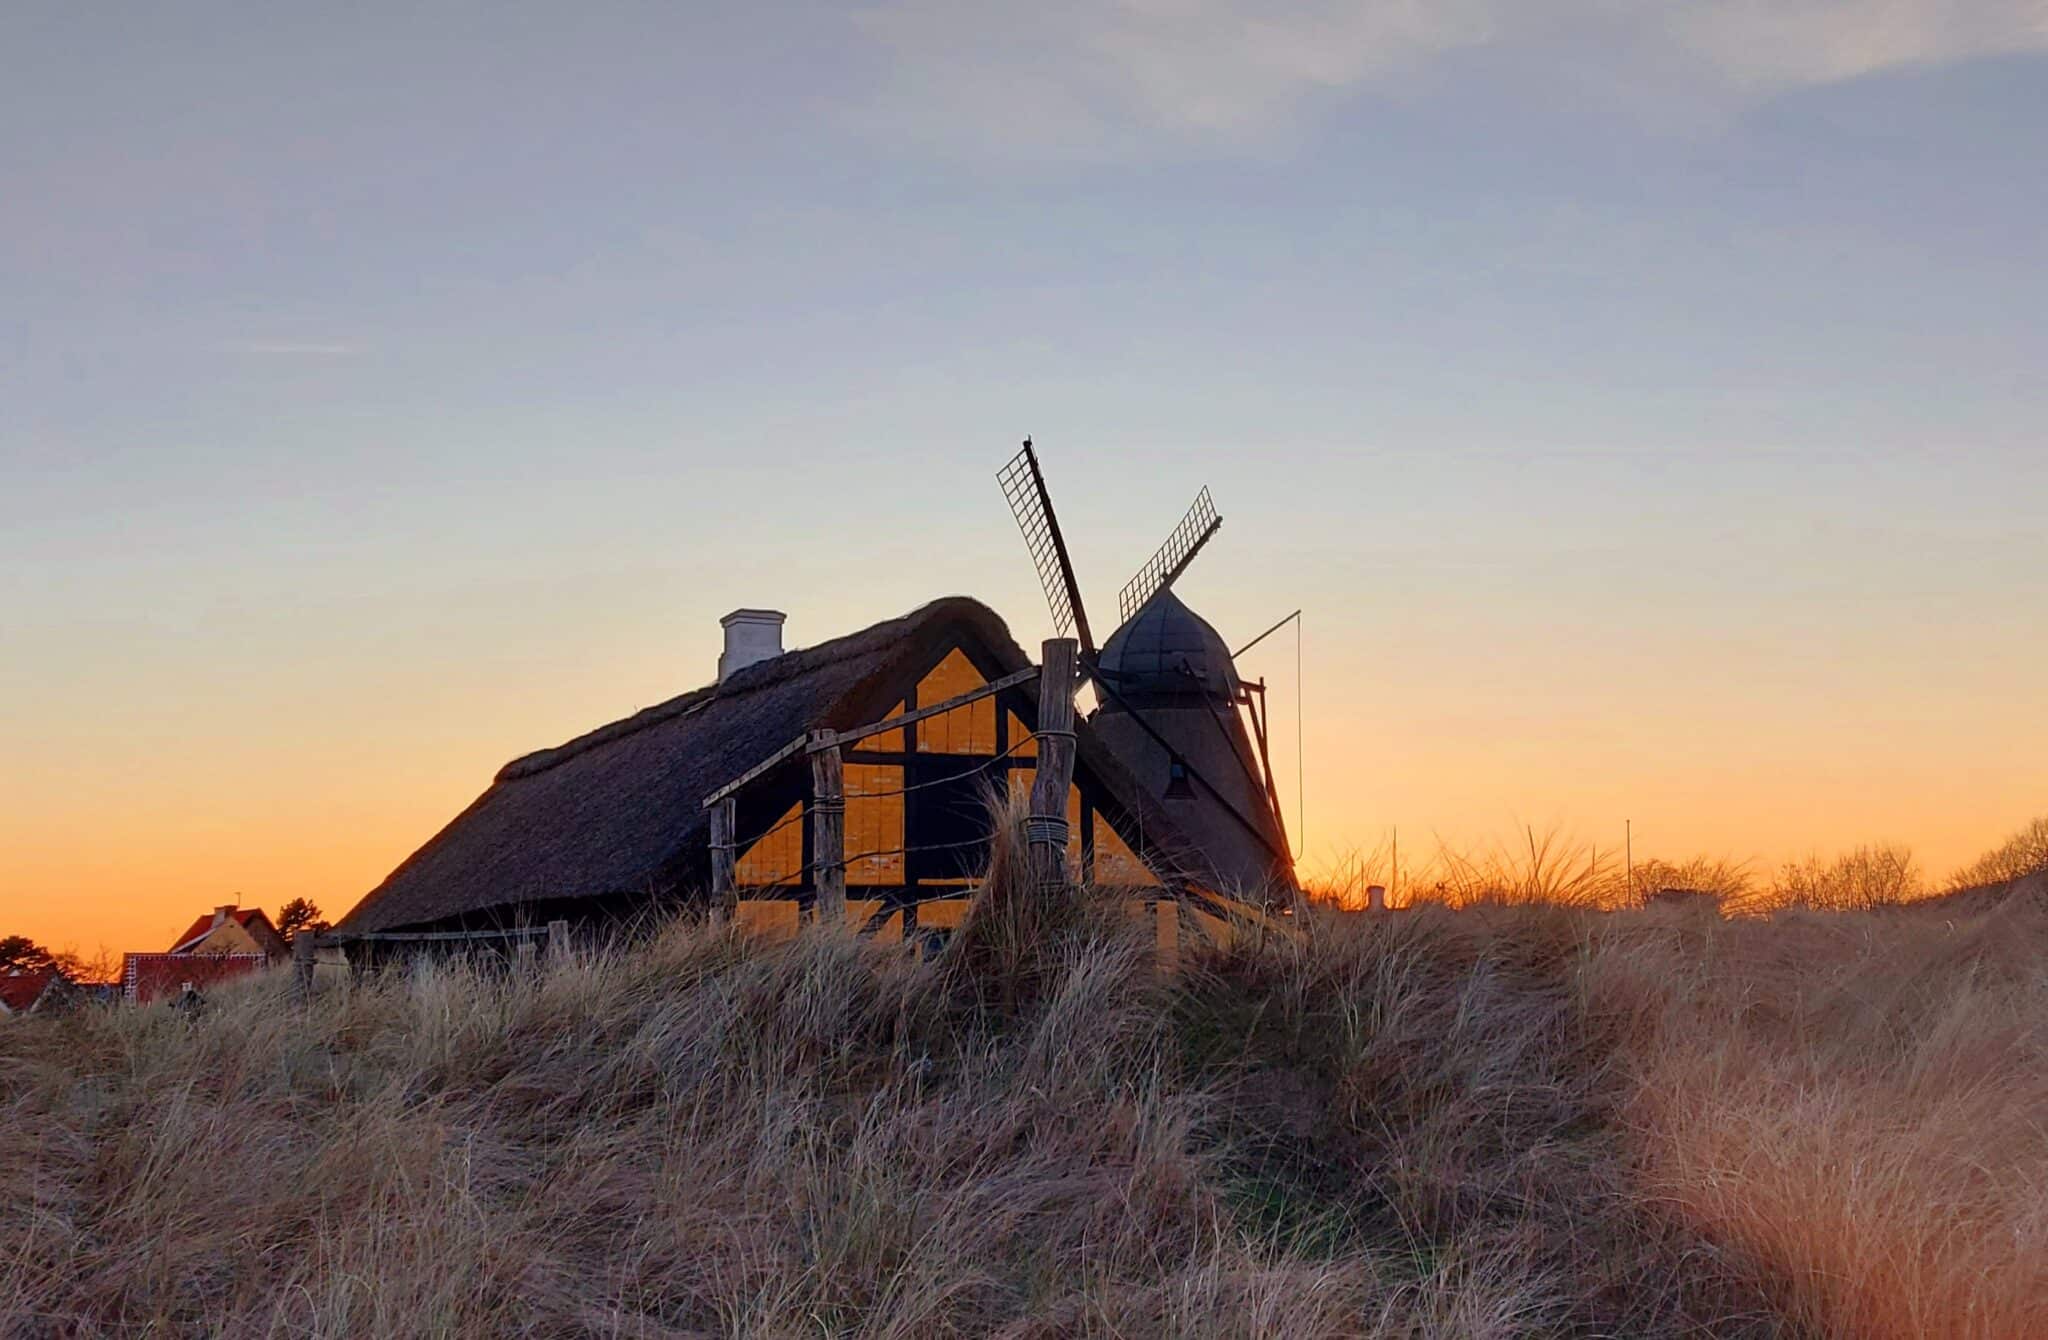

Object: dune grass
[4,850,2045,1336]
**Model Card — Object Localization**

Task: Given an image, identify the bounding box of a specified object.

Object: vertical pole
[292,932,316,1000]
[515,937,537,979]
[546,919,569,966]
[1029,638,1079,892]
[810,729,846,926]
[710,796,737,919]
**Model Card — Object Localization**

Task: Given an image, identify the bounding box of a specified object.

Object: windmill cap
[1095,588,1239,705]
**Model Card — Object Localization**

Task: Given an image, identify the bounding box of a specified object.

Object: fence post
[1029,638,1079,893]
[292,933,316,1000]
[709,796,737,919]
[810,729,846,926]
[546,919,570,965]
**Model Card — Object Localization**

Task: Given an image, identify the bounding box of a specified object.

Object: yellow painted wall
[845,764,905,886]
[916,649,996,755]
[1093,811,1162,887]
[736,801,803,887]
[190,920,262,956]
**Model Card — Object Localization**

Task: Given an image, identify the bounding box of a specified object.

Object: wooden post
[709,796,737,919]
[1028,638,1079,892]
[514,938,537,978]
[292,933,316,1000]
[546,919,569,965]
[810,729,846,925]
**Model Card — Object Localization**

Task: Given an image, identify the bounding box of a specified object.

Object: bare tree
[1948,816,2048,891]
[1770,844,1923,911]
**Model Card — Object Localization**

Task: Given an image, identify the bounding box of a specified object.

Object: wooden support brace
[829,665,1040,748]
[810,729,846,923]
[709,796,737,918]
[1028,638,1079,893]
[702,734,809,809]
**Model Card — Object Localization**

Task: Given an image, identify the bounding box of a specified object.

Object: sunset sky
[5,4,2046,956]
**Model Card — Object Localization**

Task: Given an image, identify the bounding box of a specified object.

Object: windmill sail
[998,440,1096,653]
[1117,488,1221,624]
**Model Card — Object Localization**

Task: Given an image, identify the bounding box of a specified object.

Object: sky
[4,2,2046,955]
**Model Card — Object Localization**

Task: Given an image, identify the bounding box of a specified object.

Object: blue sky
[4,3,2046,946]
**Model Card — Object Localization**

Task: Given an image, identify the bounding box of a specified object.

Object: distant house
[124,953,271,1005]
[167,904,290,959]
[0,969,65,1019]
[122,903,287,1005]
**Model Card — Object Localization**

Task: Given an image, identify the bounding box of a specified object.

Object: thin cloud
[852,0,2048,155]
[220,340,362,357]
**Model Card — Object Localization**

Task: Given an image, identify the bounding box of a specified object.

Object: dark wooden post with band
[709,796,738,918]
[810,729,846,925]
[1028,637,1079,891]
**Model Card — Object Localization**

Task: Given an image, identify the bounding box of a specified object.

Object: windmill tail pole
[1028,638,1080,893]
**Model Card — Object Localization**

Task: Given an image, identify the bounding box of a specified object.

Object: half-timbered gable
[719,634,1169,905]
[336,598,1192,939]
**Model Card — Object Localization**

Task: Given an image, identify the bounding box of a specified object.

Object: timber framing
[701,665,1039,807]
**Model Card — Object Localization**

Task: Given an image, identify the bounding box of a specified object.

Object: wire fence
[741,833,1007,892]
[842,737,1039,800]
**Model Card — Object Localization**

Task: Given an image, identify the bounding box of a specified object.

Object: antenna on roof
[998,437,1096,655]
[1117,487,1222,623]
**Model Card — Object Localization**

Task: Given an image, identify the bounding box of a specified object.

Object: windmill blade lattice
[998,441,1095,652]
[1117,487,1222,623]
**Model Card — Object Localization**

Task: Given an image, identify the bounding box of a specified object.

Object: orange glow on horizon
[5,581,2045,958]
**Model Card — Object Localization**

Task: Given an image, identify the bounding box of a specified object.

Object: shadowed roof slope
[336,597,1199,936]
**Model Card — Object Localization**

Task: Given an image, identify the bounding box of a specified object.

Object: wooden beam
[323,928,549,944]
[702,734,809,809]
[826,665,1039,749]
[1028,638,1079,892]
[709,796,737,918]
[810,729,846,923]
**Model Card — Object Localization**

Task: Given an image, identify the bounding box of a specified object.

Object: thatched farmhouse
[336,595,1294,943]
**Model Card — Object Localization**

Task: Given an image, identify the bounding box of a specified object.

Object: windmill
[997,438,1296,897]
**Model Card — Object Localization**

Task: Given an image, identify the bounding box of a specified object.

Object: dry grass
[4,847,2045,1337]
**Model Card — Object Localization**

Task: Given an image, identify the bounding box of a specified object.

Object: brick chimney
[212,904,236,928]
[718,609,786,683]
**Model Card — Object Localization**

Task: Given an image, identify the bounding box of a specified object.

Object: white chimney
[718,609,786,683]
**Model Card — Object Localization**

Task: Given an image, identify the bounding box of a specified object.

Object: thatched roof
[336,597,1201,936]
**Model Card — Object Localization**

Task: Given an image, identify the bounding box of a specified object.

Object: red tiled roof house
[123,904,288,1005]
[0,970,65,1018]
